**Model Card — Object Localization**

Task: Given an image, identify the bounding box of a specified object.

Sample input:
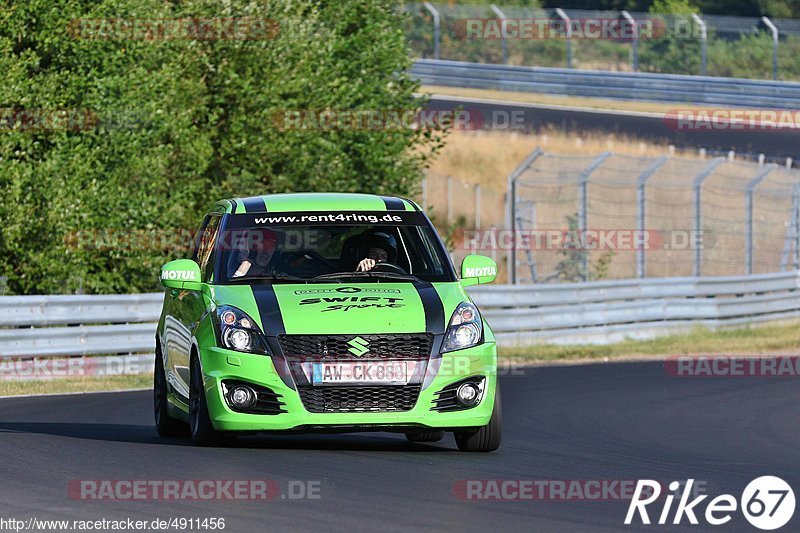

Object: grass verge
[499,321,800,364]
[0,373,152,397]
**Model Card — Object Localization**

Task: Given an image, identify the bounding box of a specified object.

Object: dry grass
[421,85,720,114]
[0,374,151,397]
[501,320,800,362]
[426,129,691,191]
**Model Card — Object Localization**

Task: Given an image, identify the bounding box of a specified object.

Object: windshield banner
[227,211,427,227]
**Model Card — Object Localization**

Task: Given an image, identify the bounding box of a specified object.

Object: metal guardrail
[470,271,800,345]
[0,293,162,358]
[411,59,800,108]
[1,272,799,356]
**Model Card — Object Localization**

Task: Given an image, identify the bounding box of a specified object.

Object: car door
[165,213,221,402]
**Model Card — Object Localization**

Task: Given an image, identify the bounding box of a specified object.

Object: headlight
[442,302,483,352]
[215,305,270,355]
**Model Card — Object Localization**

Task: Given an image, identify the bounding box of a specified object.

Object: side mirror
[460,255,497,287]
[160,259,202,291]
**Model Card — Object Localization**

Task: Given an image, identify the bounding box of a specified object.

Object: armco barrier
[0,271,798,360]
[469,271,800,345]
[411,59,800,108]
[0,293,162,359]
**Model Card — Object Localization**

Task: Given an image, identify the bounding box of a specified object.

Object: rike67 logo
[625,477,795,530]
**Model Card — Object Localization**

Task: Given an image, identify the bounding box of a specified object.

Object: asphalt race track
[427,95,800,161]
[1,361,798,532]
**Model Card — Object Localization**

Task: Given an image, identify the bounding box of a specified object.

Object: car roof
[213,192,421,214]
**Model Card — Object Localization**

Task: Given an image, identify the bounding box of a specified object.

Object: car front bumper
[197,343,497,432]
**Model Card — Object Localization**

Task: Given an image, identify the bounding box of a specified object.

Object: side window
[194,215,221,282]
[189,216,210,262]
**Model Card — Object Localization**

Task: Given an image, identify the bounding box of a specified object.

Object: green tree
[0,0,444,295]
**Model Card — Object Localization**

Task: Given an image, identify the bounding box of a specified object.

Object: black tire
[405,430,446,443]
[154,344,189,438]
[454,386,502,452]
[189,355,226,446]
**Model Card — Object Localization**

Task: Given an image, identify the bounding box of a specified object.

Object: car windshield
[215,211,456,283]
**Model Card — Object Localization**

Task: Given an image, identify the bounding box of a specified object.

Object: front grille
[278,333,433,359]
[299,385,421,413]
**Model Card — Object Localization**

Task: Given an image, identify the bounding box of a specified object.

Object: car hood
[211,281,467,335]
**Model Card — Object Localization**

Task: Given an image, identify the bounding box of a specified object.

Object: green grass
[499,321,800,363]
[0,373,152,397]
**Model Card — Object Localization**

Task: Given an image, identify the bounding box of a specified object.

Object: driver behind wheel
[232,229,278,278]
[356,232,397,272]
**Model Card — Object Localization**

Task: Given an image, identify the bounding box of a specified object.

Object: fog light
[456,382,480,406]
[228,385,256,409]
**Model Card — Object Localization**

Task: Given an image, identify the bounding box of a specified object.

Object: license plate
[312,360,410,385]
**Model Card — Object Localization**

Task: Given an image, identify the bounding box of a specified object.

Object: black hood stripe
[252,285,285,336]
[381,196,406,211]
[414,282,446,334]
[242,197,267,213]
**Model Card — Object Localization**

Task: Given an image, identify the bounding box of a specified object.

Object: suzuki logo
[347,336,369,357]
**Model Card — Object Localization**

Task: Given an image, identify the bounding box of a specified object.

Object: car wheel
[454,386,502,452]
[189,355,226,446]
[154,344,188,438]
[405,430,445,443]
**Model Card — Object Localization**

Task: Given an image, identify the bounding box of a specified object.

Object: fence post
[506,148,544,284]
[423,2,440,60]
[474,183,481,230]
[578,152,612,279]
[621,11,638,72]
[490,4,508,64]
[794,184,800,270]
[693,158,724,276]
[555,8,572,68]
[636,156,669,278]
[446,175,452,224]
[762,17,779,80]
[745,164,776,274]
[421,172,428,212]
[692,13,707,75]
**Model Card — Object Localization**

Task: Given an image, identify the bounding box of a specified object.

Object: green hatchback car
[155,193,501,451]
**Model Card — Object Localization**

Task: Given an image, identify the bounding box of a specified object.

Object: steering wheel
[371,262,407,274]
[281,251,338,274]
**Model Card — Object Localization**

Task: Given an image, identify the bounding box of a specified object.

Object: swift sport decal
[299,295,405,313]
[272,283,427,334]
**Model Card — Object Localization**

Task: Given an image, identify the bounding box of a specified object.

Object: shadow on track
[0,421,453,452]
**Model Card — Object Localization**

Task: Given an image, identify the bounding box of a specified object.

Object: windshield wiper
[311,271,420,282]
[228,274,307,283]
